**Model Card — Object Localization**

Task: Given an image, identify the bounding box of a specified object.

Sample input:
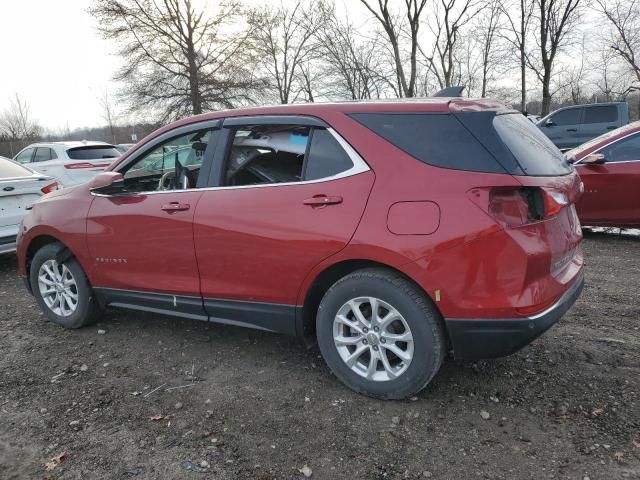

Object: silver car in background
[0,157,59,254]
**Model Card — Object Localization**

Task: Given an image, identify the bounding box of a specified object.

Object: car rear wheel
[30,243,100,329]
[316,268,445,399]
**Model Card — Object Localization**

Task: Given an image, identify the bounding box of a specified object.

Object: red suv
[17,99,584,399]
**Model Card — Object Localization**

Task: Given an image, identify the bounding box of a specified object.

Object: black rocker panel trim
[203,298,297,335]
[94,288,208,321]
[93,288,297,335]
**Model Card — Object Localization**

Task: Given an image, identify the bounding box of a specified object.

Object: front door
[576,132,640,226]
[194,118,374,334]
[85,122,220,315]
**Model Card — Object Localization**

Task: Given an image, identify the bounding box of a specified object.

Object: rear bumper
[445,271,584,361]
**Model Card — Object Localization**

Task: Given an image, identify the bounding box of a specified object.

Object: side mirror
[89,171,125,192]
[582,152,606,165]
[545,118,555,127]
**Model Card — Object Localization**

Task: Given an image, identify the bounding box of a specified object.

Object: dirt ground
[0,232,638,480]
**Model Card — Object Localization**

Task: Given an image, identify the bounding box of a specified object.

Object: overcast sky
[0,0,124,132]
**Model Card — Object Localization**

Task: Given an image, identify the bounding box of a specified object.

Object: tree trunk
[520,47,526,112]
[541,71,552,116]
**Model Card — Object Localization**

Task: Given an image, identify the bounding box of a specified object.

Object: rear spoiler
[432,86,465,97]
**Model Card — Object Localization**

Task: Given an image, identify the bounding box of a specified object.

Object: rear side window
[305,129,353,180]
[349,113,506,173]
[492,113,572,176]
[67,146,121,160]
[550,108,581,126]
[0,159,32,178]
[582,105,617,124]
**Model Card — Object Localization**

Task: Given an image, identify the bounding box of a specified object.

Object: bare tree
[316,7,387,100]
[527,0,583,115]
[99,89,119,144]
[597,0,640,82]
[500,0,535,112]
[590,46,633,101]
[422,0,482,90]
[0,94,41,141]
[474,0,504,97]
[359,0,429,97]
[90,0,259,121]
[248,1,325,104]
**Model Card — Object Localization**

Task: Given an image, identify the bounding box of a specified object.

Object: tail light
[469,187,569,227]
[41,181,61,194]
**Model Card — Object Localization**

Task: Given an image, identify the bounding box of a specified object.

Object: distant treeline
[0,123,159,158]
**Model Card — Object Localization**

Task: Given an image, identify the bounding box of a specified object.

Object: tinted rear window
[305,129,353,180]
[349,113,506,173]
[0,159,33,178]
[549,108,581,126]
[67,146,121,160]
[492,113,572,176]
[583,105,617,124]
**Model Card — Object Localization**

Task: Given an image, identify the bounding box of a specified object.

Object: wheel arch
[298,258,446,342]
[24,235,78,285]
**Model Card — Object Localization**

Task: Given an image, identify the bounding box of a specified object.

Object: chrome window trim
[91,127,370,197]
[574,130,640,165]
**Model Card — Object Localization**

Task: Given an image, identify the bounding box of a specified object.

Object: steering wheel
[158,171,175,190]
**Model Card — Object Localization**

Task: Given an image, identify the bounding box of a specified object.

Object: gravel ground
[0,232,638,480]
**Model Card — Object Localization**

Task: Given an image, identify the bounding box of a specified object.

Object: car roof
[112,98,512,165]
[21,141,114,149]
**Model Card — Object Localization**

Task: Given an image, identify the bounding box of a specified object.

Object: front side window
[549,108,581,126]
[14,148,34,164]
[120,128,214,192]
[223,124,354,187]
[599,133,640,163]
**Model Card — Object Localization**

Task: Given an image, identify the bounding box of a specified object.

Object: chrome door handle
[161,202,190,212]
[303,195,343,206]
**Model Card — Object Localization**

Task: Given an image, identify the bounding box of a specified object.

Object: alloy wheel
[333,296,414,381]
[38,259,79,317]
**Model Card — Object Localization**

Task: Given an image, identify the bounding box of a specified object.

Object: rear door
[576,132,640,226]
[540,107,583,149]
[30,147,58,176]
[193,116,374,334]
[577,105,620,146]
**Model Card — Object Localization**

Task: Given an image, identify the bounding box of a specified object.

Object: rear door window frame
[207,115,369,189]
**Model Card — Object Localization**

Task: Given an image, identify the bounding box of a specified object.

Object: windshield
[493,113,572,176]
[565,121,640,159]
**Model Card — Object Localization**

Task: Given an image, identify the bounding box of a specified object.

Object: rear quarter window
[348,113,507,173]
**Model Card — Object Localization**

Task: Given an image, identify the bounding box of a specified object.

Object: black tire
[29,242,101,329]
[316,268,445,400]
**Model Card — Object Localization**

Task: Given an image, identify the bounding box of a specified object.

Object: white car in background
[13,141,120,186]
[0,156,59,254]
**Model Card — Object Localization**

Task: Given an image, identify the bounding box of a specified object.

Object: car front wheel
[30,242,100,329]
[316,268,446,399]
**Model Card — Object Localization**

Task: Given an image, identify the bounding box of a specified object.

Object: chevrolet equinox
[17,99,585,399]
